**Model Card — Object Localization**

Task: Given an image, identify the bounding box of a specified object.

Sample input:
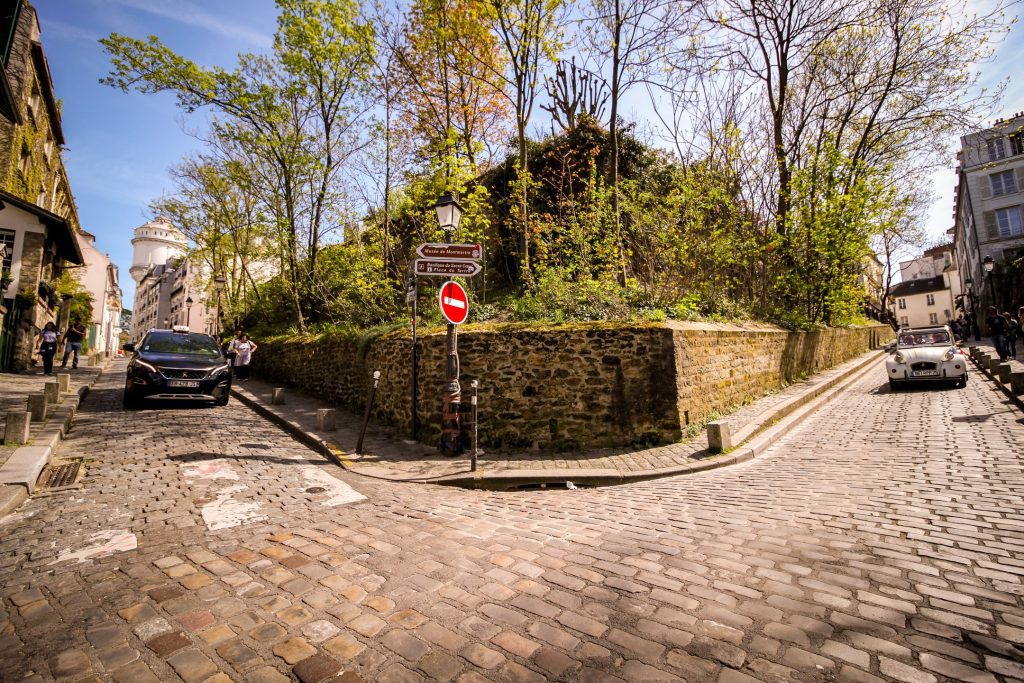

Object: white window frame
[900,316,909,327]
[926,294,935,306]
[991,170,1017,196]
[929,313,939,325]
[995,206,1024,238]
[898,298,906,310]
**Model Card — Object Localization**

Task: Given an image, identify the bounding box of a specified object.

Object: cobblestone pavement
[2,360,1024,682]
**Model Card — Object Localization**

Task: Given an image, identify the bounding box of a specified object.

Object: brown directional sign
[416,243,483,260]
[414,259,483,277]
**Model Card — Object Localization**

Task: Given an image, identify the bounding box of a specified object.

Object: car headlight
[134,359,158,373]
[943,348,955,361]
[894,352,906,364]
[209,364,230,376]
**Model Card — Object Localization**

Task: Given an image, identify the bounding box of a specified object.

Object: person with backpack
[61,319,87,369]
[1006,310,1020,358]
[35,322,60,375]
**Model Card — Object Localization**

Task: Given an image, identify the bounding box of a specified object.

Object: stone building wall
[252,322,892,451]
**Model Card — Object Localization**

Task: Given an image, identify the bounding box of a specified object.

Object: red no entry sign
[439,281,469,325]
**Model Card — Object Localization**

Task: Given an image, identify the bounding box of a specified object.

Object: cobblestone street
[2,363,1024,682]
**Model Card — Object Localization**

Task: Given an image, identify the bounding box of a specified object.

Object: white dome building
[129,216,187,284]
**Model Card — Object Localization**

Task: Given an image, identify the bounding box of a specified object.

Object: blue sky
[33,0,1024,308]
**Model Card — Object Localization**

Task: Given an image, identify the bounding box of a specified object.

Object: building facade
[76,230,122,356]
[889,246,960,330]
[952,112,1024,315]
[0,2,86,372]
[129,217,216,341]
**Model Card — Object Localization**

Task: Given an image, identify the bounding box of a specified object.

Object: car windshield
[898,331,950,347]
[141,332,221,356]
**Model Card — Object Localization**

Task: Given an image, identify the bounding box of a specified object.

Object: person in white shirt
[35,322,60,375]
[229,334,257,381]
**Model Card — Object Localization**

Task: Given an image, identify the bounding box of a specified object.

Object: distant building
[889,246,960,329]
[0,2,85,372]
[76,230,122,356]
[129,217,216,341]
[952,111,1024,314]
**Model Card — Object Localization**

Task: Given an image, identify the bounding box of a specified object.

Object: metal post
[470,379,478,472]
[356,370,381,455]
[440,225,462,456]
[409,276,419,440]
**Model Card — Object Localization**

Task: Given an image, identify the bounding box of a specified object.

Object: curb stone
[236,348,889,490]
[968,350,1024,413]
[0,369,104,517]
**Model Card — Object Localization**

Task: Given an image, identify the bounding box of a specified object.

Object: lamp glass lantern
[213,276,226,293]
[982,255,995,274]
[433,192,464,232]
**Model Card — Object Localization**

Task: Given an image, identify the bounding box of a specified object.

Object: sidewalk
[0,363,107,515]
[233,346,889,489]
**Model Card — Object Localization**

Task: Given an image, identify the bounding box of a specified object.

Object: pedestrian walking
[60,319,87,369]
[35,322,59,375]
[229,334,257,381]
[1006,310,1020,358]
[986,306,1008,361]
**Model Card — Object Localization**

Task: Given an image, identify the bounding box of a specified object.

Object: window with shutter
[1011,131,1024,156]
[994,207,1024,238]
[988,137,1007,161]
[991,170,1016,196]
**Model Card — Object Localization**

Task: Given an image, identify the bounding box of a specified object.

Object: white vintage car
[886,325,968,390]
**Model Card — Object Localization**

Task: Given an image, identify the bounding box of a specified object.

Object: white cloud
[106,0,273,48]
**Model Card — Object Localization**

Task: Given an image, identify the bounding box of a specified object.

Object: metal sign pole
[470,380,478,471]
[408,276,419,440]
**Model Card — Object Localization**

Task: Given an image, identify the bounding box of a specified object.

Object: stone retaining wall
[251,321,892,451]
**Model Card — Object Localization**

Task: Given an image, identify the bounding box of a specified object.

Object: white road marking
[299,466,366,507]
[200,484,267,531]
[181,459,239,480]
[51,529,137,564]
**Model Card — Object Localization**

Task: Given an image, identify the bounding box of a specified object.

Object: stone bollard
[1011,371,1024,396]
[271,388,286,405]
[43,381,59,405]
[88,354,99,367]
[4,411,31,445]
[968,347,978,359]
[27,393,47,422]
[56,373,70,393]
[707,420,733,454]
[316,408,337,431]
[997,363,1012,384]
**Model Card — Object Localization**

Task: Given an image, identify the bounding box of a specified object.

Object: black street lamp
[983,255,996,312]
[213,276,227,336]
[185,296,194,327]
[435,192,465,456]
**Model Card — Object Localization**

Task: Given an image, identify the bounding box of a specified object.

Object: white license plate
[912,370,939,377]
[167,380,200,388]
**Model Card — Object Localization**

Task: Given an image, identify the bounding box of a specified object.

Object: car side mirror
[225,351,237,360]
[123,343,135,354]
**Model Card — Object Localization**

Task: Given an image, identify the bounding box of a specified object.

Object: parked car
[886,325,967,390]
[122,327,233,408]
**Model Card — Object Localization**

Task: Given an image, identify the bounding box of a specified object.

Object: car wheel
[889,379,898,392]
[958,375,967,388]
[214,394,229,407]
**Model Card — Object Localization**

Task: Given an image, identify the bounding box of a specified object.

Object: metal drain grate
[37,461,83,489]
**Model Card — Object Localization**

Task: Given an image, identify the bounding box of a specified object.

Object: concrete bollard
[56,373,70,393]
[968,347,978,359]
[707,420,733,454]
[997,363,1012,384]
[271,388,286,405]
[316,408,337,431]
[27,393,47,422]
[88,354,99,367]
[43,381,59,405]
[4,411,31,445]
[1011,371,1024,396]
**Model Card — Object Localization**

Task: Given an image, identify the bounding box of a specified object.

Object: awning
[0,189,84,264]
